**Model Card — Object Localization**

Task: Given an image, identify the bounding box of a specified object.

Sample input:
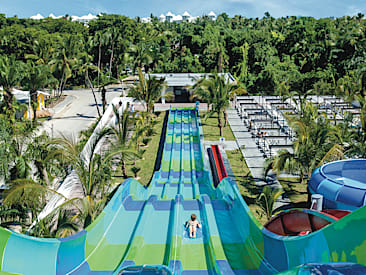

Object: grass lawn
[199,112,235,141]
[112,112,165,186]
[225,149,267,225]
[279,177,308,206]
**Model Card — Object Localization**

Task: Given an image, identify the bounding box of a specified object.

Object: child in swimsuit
[186,214,201,238]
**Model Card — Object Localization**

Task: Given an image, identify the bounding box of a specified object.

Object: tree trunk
[85,71,101,117]
[3,89,13,112]
[218,49,223,73]
[42,167,50,186]
[109,44,114,76]
[97,41,102,86]
[101,87,107,113]
[122,160,127,178]
[31,91,38,123]
[223,110,228,127]
[218,114,223,137]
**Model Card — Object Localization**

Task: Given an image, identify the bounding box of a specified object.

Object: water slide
[1,107,366,274]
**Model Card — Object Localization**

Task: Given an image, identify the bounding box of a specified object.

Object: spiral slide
[1,107,366,275]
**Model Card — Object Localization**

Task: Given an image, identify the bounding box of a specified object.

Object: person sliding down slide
[186,214,201,238]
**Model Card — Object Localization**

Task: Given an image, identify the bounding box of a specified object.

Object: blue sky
[1,0,365,19]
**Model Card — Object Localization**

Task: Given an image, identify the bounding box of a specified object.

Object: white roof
[174,15,183,21]
[30,13,44,20]
[146,73,235,87]
[159,14,166,18]
[49,13,63,19]
[141,17,151,23]
[182,11,190,17]
[80,13,97,20]
[12,89,49,102]
[166,11,174,17]
[208,11,216,16]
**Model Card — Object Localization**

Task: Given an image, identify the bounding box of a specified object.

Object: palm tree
[25,39,53,65]
[0,55,24,112]
[257,186,284,221]
[78,52,101,117]
[92,31,109,86]
[48,131,116,198]
[133,111,154,152]
[106,27,122,77]
[192,74,237,136]
[126,41,153,74]
[49,34,82,97]
[128,67,169,116]
[97,72,118,113]
[264,102,344,185]
[22,62,53,122]
[110,105,139,178]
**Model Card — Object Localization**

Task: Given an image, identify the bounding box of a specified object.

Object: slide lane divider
[189,110,199,199]
[199,195,235,275]
[161,109,176,199]
[168,195,183,274]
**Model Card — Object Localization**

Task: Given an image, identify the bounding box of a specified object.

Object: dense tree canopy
[0,13,364,95]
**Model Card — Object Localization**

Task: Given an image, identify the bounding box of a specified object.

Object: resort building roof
[146,73,236,87]
[30,13,44,20]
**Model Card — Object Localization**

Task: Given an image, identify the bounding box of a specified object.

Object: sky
[0,0,365,19]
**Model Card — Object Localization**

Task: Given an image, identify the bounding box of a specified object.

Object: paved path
[227,107,290,209]
[40,87,122,139]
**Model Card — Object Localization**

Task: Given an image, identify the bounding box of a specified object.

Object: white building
[182,11,191,21]
[48,13,63,19]
[166,11,174,22]
[141,17,152,23]
[173,14,182,23]
[29,13,97,24]
[30,13,44,20]
[142,11,214,23]
[208,11,217,20]
[146,73,236,103]
[159,14,166,22]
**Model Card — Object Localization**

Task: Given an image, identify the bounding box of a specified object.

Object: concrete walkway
[227,107,290,209]
[40,88,121,138]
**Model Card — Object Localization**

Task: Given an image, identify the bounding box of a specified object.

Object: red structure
[210,145,228,182]
[265,209,351,236]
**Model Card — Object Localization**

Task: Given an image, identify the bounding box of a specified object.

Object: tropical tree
[257,186,284,221]
[22,62,54,122]
[133,111,154,152]
[97,72,118,113]
[109,105,138,178]
[264,103,344,186]
[106,27,122,77]
[192,74,237,136]
[92,30,109,86]
[48,132,115,198]
[128,67,168,116]
[0,55,24,112]
[78,51,101,117]
[49,34,82,97]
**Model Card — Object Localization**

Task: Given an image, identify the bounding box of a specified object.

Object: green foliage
[0,13,365,94]
[131,166,141,178]
[264,102,345,184]
[128,67,169,114]
[193,74,237,136]
[256,186,284,221]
